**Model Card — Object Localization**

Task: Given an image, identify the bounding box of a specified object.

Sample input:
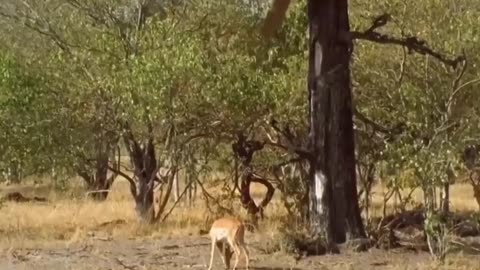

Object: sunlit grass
[0,177,478,252]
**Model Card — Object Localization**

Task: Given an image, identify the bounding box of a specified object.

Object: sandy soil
[1,235,479,270]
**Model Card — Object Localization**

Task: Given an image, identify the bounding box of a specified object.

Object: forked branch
[160,172,197,223]
[154,166,177,222]
[353,107,406,136]
[349,14,465,69]
[267,118,312,159]
[107,164,137,197]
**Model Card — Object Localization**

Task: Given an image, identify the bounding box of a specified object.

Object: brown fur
[207,217,249,270]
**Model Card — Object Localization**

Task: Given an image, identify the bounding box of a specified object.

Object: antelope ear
[261,0,292,39]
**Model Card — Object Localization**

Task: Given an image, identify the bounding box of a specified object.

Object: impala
[207,217,250,270]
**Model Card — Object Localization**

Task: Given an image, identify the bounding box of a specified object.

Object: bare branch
[250,176,275,218]
[271,157,304,169]
[353,107,405,136]
[446,53,469,114]
[64,0,108,26]
[264,141,311,159]
[424,54,468,146]
[0,8,70,53]
[160,172,196,223]
[107,165,137,197]
[196,178,234,215]
[154,167,177,222]
[267,118,312,159]
[365,14,390,33]
[350,14,464,69]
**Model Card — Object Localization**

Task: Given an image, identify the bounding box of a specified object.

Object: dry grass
[0,179,478,246]
[1,178,480,269]
[368,183,479,217]
[0,179,288,248]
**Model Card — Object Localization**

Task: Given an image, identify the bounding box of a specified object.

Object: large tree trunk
[308,0,365,248]
[307,0,336,249]
[78,165,113,201]
[462,145,480,209]
[132,141,156,223]
[90,143,114,201]
[135,172,155,222]
[77,139,117,201]
[337,0,366,237]
[123,125,158,223]
[78,170,113,201]
[5,160,22,184]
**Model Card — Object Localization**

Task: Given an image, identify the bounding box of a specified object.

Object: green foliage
[0,52,61,178]
[0,0,479,222]
[351,0,480,198]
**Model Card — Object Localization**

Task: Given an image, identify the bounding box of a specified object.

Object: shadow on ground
[250,267,303,270]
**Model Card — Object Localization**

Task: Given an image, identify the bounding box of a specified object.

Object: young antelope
[207,217,249,270]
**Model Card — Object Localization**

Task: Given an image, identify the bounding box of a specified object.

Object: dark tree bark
[462,145,480,209]
[268,0,462,248]
[76,134,119,201]
[307,0,336,249]
[123,122,158,223]
[307,0,365,249]
[5,160,22,184]
[232,133,275,227]
[77,154,114,202]
[120,121,178,224]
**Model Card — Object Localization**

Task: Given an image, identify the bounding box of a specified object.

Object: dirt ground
[1,234,479,270]
[1,182,479,270]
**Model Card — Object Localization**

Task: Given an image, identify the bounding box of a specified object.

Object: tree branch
[272,157,305,169]
[267,118,312,159]
[250,175,275,218]
[349,14,464,69]
[261,0,291,39]
[353,107,405,136]
[65,0,108,26]
[154,167,176,222]
[107,165,137,197]
[196,178,234,216]
[264,141,311,159]
[160,171,196,223]
[0,8,70,53]
[364,14,390,33]
[446,53,468,114]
